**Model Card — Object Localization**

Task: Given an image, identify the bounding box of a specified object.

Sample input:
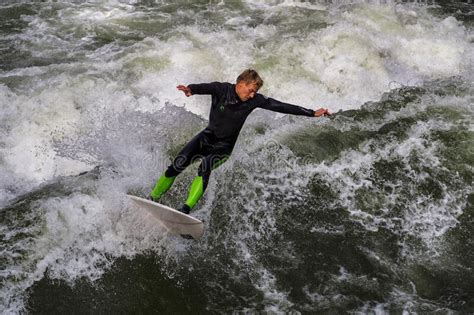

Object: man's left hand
[315,108,330,117]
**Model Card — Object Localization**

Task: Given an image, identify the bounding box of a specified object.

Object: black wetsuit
[165,82,315,191]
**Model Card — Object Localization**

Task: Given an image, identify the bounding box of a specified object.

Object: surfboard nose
[128,195,205,239]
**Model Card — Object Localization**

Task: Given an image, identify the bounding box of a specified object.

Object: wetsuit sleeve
[187,82,221,96]
[257,96,315,117]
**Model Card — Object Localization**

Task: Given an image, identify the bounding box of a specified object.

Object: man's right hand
[315,108,330,117]
[177,85,192,97]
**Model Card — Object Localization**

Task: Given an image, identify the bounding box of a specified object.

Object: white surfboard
[128,195,204,239]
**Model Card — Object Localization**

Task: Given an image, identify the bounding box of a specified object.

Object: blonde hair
[236,69,263,89]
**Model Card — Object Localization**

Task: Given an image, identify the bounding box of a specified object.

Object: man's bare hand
[177,85,192,97]
[315,108,330,117]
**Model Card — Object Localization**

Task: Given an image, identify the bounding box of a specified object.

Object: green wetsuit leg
[184,176,204,209]
[149,130,207,201]
[150,173,176,201]
[182,154,229,211]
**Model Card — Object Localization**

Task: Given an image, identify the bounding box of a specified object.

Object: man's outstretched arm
[177,82,221,97]
[258,97,330,117]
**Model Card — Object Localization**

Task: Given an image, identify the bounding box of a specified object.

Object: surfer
[149,69,330,214]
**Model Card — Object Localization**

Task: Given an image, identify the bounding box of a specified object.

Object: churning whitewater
[0,1,473,313]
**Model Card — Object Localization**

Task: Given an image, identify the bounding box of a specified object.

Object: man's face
[236,81,259,102]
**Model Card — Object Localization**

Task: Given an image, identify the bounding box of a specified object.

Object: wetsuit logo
[219,104,225,112]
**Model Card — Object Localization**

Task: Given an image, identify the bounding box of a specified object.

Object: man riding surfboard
[149,69,330,214]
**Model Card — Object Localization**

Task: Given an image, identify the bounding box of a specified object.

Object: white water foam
[1,1,473,313]
[312,116,468,258]
[2,1,471,188]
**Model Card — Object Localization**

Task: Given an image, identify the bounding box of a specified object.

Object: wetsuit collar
[231,84,243,103]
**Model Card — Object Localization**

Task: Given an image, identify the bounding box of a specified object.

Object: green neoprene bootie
[184,175,204,210]
[150,174,176,201]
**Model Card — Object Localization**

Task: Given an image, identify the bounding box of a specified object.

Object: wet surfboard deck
[128,195,204,239]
